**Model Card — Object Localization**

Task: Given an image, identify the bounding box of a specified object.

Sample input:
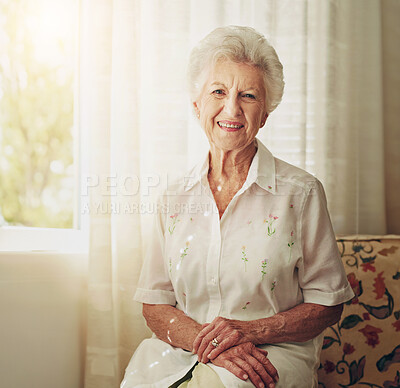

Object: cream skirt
[169,363,225,388]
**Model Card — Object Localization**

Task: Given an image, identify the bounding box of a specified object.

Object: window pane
[0,0,77,228]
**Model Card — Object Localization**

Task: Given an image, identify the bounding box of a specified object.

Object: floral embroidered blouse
[121,139,354,388]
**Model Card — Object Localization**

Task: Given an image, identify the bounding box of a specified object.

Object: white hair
[188,25,284,114]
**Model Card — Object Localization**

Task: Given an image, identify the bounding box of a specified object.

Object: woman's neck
[208,141,257,180]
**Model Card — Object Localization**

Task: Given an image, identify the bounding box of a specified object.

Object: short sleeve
[134,195,176,306]
[298,179,354,306]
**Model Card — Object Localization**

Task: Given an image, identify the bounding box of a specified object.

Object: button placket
[205,203,222,322]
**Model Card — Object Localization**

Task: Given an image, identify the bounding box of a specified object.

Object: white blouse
[121,139,354,388]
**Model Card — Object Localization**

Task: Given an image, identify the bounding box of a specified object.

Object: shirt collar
[247,138,276,194]
[183,153,209,191]
[184,138,276,194]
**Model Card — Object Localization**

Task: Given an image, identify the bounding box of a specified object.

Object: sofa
[318,235,400,388]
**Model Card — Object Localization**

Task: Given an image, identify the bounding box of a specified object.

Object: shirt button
[211,277,217,284]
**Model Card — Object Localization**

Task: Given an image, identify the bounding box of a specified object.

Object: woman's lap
[122,337,321,387]
[206,340,320,388]
[169,345,318,388]
[174,363,225,388]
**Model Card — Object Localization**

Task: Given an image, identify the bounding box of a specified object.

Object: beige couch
[318,235,400,388]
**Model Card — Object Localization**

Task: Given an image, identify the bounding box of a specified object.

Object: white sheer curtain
[81,1,148,387]
[81,0,400,387]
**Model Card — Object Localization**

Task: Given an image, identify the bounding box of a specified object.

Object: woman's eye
[243,93,256,99]
[212,89,224,95]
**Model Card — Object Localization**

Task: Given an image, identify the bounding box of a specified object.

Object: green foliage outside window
[0,0,76,228]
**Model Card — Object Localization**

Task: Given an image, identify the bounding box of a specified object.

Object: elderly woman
[121,26,354,388]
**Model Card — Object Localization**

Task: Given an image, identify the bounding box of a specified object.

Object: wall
[0,252,88,388]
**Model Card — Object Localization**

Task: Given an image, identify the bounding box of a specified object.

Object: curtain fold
[81,1,149,387]
[382,0,400,234]
[81,1,400,387]
[316,0,387,234]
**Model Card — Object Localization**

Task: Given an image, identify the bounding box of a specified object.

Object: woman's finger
[205,329,243,361]
[192,322,214,353]
[257,347,269,355]
[195,319,227,360]
[251,348,279,383]
[199,335,230,363]
[211,343,277,387]
[198,326,239,362]
[212,357,249,381]
[234,355,267,388]
[243,353,276,387]
[195,332,217,361]
[198,332,226,363]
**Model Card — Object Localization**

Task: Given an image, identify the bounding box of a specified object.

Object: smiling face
[193,59,268,152]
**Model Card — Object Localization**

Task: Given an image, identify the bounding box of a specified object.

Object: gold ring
[211,338,219,347]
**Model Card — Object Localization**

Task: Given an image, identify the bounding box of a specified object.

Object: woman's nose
[224,95,242,117]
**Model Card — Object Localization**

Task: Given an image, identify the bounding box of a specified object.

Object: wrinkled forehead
[202,59,266,93]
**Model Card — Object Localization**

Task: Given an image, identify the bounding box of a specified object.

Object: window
[0,0,87,251]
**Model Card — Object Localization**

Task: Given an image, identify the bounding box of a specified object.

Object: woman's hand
[210,342,279,388]
[194,304,344,362]
[193,316,252,363]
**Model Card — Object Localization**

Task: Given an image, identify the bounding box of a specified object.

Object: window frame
[0,0,87,253]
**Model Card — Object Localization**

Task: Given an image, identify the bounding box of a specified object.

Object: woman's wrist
[236,319,268,345]
[246,319,269,345]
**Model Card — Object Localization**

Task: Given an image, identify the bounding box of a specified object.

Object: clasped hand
[192,317,278,387]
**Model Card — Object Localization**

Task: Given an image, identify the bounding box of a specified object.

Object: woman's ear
[260,113,268,127]
[260,113,268,128]
[192,102,200,118]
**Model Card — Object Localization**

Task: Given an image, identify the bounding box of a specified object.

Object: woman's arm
[142,303,279,387]
[194,302,343,363]
[142,303,202,351]
[249,302,343,344]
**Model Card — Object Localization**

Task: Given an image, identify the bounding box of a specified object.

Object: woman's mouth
[217,121,244,132]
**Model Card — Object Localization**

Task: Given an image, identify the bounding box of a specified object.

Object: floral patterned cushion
[318,236,400,388]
